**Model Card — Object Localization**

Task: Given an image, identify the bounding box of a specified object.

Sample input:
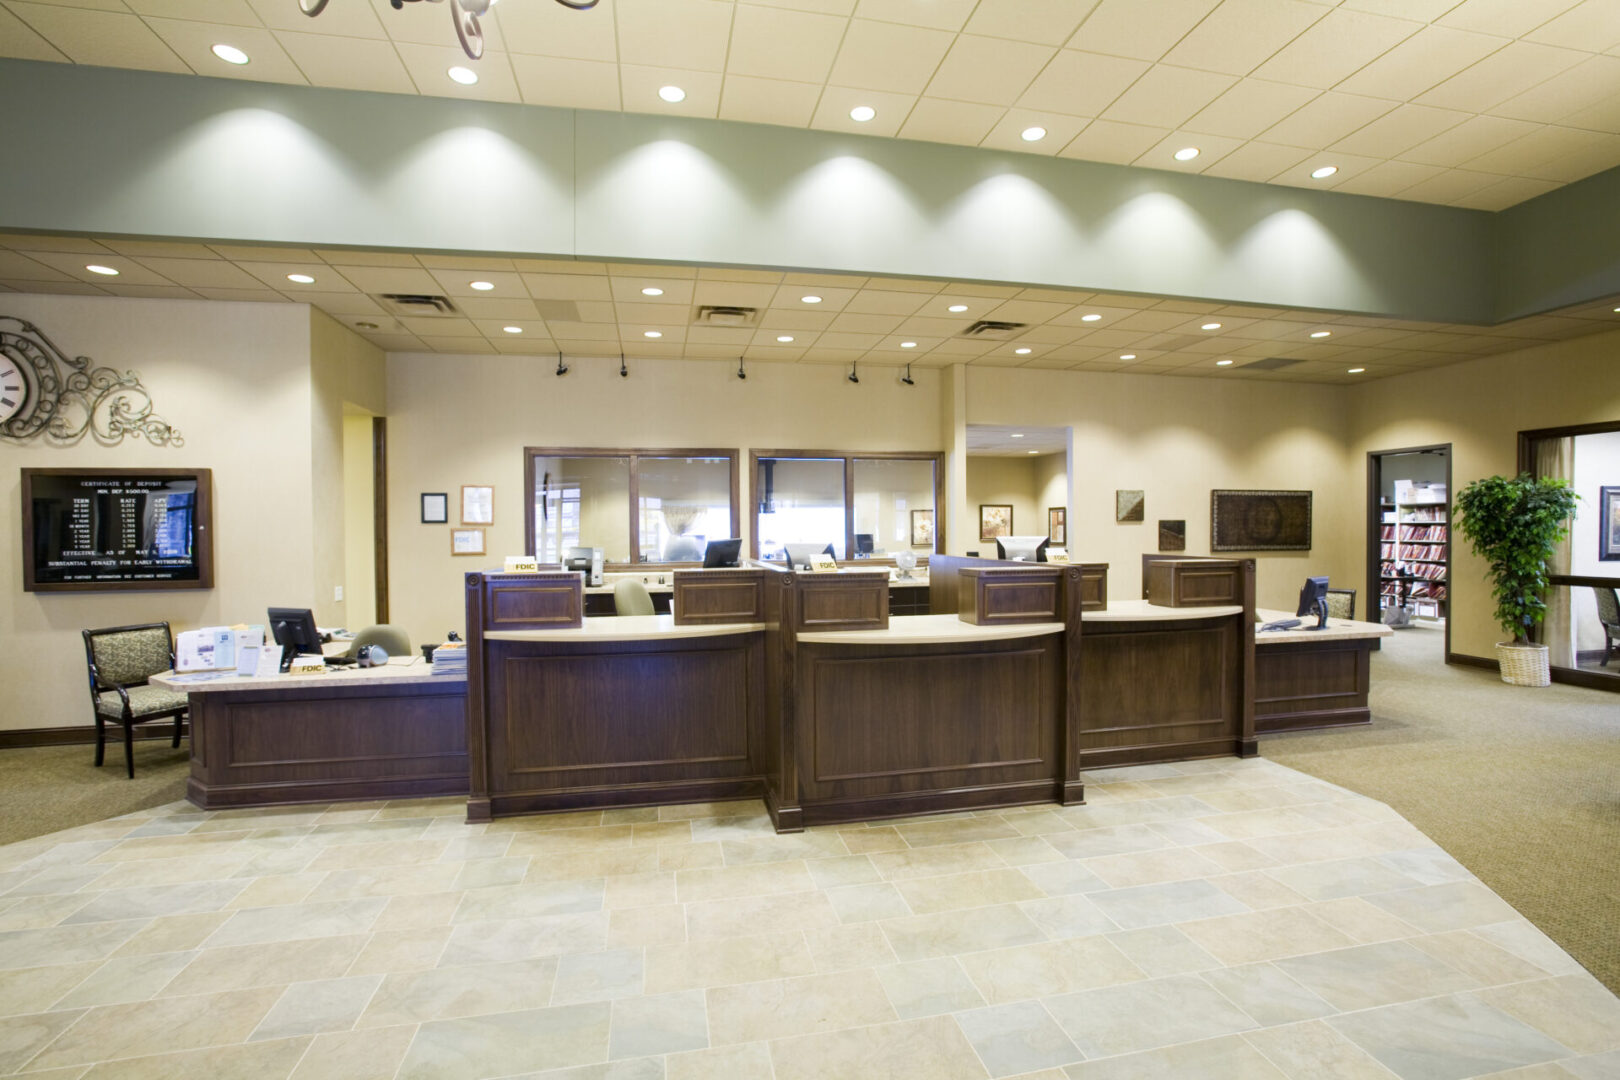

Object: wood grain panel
[796,575,889,630]
[1146,561,1241,606]
[674,570,765,624]
[490,579,583,627]
[1256,638,1376,733]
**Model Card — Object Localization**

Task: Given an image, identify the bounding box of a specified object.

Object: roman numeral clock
[0,317,182,447]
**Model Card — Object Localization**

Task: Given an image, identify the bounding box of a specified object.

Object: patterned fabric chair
[345,624,411,660]
[1594,587,1620,667]
[1325,588,1357,621]
[82,622,187,778]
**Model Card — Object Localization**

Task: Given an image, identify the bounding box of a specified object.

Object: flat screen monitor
[996,535,1050,562]
[22,467,214,592]
[1296,575,1331,630]
[854,533,874,555]
[782,542,835,570]
[702,538,743,568]
[268,607,322,671]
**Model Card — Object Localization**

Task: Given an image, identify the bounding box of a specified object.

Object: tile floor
[1,758,1618,1080]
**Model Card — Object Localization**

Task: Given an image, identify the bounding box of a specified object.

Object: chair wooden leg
[172,713,183,748]
[94,714,106,767]
[123,719,136,779]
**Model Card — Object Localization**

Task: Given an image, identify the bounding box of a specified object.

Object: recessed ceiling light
[801,295,822,304]
[1216,359,1234,366]
[644,330,662,338]
[1027,449,1039,454]
[776,335,795,343]
[469,280,495,291]
[641,287,663,296]
[1310,330,1331,338]
[503,326,523,334]
[947,304,968,313]
[1348,367,1365,373]
[1010,433,1024,438]
[658,85,686,103]
[85,264,118,276]
[1119,353,1136,360]
[900,341,917,348]
[355,321,379,330]
[448,66,478,86]
[285,273,315,284]
[850,105,876,122]
[1612,306,1619,313]
[1174,147,1200,161]
[1311,165,1338,179]
[1015,347,1032,355]
[1202,322,1222,330]
[1021,126,1047,142]
[1080,313,1102,322]
[211,44,249,65]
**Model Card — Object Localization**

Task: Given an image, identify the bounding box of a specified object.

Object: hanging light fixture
[620,353,629,379]
[554,351,568,377]
[901,363,915,386]
[736,357,747,381]
[848,361,860,384]
[299,0,599,62]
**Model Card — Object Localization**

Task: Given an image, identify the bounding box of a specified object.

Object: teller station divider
[465,557,1258,831]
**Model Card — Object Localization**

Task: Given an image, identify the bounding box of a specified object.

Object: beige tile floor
[1,758,1618,1080]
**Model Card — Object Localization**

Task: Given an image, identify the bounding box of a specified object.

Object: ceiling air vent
[960,320,1027,339]
[694,305,759,327]
[375,293,459,317]
[1243,356,1306,370]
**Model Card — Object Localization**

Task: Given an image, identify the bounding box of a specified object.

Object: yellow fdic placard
[503,556,539,573]
[808,553,840,572]
[1047,547,1070,564]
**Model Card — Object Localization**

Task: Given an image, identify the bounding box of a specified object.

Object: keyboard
[1260,619,1302,632]
[323,655,358,667]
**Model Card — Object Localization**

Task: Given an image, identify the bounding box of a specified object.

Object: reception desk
[1254,609,1392,733]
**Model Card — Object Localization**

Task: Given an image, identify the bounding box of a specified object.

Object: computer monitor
[563,546,594,571]
[268,607,322,671]
[781,542,835,570]
[1295,575,1331,630]
[854,533,874,556]
[702,538,743,568]
[996,535,1050,562]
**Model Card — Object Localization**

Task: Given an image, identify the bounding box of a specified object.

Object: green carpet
[1265,621,1620,994]
[0,738,188,848]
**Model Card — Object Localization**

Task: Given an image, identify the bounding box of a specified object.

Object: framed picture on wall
[1048,507,1066,545]
[910,509,935,547]
[1601,486,1620,561]
[451,528,486,557]
[980,504,1013,541]
[421,492,448,524]
[461,485,494,525]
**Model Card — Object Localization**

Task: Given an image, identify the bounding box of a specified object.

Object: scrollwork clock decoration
[301,0,600,63]
[0,317,183,447]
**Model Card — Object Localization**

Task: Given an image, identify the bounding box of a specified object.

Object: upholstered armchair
[82,622,187,778]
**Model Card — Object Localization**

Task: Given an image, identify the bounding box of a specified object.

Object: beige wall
[1034,453,1069,544]
[310,310,385,628]
[966,457,1040,549]
[1348,327,1620,659]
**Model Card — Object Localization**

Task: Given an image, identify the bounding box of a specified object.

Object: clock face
[0,360,25,424]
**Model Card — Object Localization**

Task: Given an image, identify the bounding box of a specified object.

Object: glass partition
[756,457,846,563]
[639,457,733,562]
[853,457,937,557]
[532,455,631,563]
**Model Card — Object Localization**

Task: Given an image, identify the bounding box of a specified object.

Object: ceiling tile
[1197,140,1312,180]
[1525,0,1620,51]
[1506,129,1620,182]
[962,0,1098,46]
[131,256,263,290]
[719,75,821,126]
[1016,49,1148,117]
[613,0,733,71]
[315,250,421,267]
[1331,104,1469,158]
[810,86,916,136]
[1182,79,1318,140]
[1251,7,1421,90]
[144,19,314,84]
[96,283,202,300]
[1398,113,1541,167]
[1138,130,1246,171]
[334,265,441,294]
[1334,26,1508,103]
[828,18,953,94]
[21,250,179,285]
[614,301,693,323]
[1271,151,1386,189]
[843,290,931,315]
[366,0,508,49]
[1416,40,1587,113]
[898,97,1005,145]
[493,0,617,61]
[620,65,723,118]
[0,251,73,281]
[851,0,977,32]
[1395,168,1502,204]
[245,0,387,37]
[696,281,781,308]
[0,5,68,60]
[7,3,188,72]
[1437,0,1585,40]
[394,44,522,103]
[1067,0,1221,62]
[1329,159,1444,196]
[275,31,417,93]
[924,34,1056,106]
[727,3,847,83]
[1453,176,1563,210]
[512,54,621,110]
[1100,65,1237,129]
[1261,91,1396,148]
[747,0,857,15]
[979,110,1088,154]
[427,269,527,298]
[456,298,540,319]
[0,280,111,297]
[1161,0,1327,77]
[1491,55,1620,125]
[212,245,323,263]
[300,292,384,315]
[828,311,904,333]
[1058,119,1171,164]
[125,0,260,23]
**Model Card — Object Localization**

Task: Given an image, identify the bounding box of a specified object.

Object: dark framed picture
[1048,507,1066,545]
[1211,489,1312,551]
[910,508,935,547]
[421,492,448,524]
[1159,520,1186,551]
[980,504,1013,541]
[1116,490,1145,522]
[1601,486,1620,561]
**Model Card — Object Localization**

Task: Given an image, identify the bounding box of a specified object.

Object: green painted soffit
[7,58,1605,325]
[1494,163,1620,321]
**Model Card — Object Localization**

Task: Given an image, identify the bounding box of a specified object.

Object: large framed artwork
[1601,486,1620,561]
[979,504,1012,542]
[1210,489,1312,551]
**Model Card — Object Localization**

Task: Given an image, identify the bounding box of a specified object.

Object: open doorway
[1367,445,1451,662]
[965,425,1070,558]
[342,411,388,627]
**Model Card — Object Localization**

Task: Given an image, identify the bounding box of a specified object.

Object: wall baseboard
[0,724,189,750]
[1447,652,1498,671]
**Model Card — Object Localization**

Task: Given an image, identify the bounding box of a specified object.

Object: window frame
[749,449,945,563]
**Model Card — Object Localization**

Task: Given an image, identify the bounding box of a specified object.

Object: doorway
[1366,445,1452,661]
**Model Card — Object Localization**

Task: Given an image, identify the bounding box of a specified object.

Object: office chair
[662,535,704,562]
[614,579,656,616]
[1594,587,1620,667]
[1325,588,1357,621]
[82,622,187,779]
[346,624,412,660]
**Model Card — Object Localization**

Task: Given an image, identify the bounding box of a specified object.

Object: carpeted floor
[0,737,188,847]
[1265,621,1620,994]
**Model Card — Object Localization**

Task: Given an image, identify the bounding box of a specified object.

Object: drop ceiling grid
[1,232,1617,385]
[5,0,1620,210]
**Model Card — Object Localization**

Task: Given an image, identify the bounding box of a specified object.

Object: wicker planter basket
[1496,642,1550,687]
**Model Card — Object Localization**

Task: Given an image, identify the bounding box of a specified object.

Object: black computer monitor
[854,533,874,556]
[564,546,594,571]
[1295,576,1331,630]
[996,535,1049,562]
[703,538,743,568]
[268,607,322,671]
[782,542,835,570]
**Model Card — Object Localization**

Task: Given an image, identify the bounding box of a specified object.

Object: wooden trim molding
[1,724,190,750]
[373,416,389,624]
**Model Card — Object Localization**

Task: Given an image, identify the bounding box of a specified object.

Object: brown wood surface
[372,417,389,623]
[1145,559,1243,606]
[958,566,1062,625]
[794,573,889,631]
[673,569,765,623]
[1256,637,1378,733]
[484,572,584,628]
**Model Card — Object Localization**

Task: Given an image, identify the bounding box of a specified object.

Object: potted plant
[1453,472,1579,686]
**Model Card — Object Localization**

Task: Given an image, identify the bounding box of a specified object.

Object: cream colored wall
[1349,327,1620,660]
[1033,453,1069,542]
[385,353,946,645]
[341,412,376,630]
[309,310,385,628]
[968,368,1355,611]
[966,457,1040,549]
[0,295,314,731]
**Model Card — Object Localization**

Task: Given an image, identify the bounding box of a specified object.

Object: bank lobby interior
[4,2,1620,1077]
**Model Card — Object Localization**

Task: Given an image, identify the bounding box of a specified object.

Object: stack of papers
[430,643,467,676]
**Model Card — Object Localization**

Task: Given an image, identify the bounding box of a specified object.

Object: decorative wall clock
[0,317,183,447]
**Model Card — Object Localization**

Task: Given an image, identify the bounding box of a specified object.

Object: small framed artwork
[1601,486,1620,561]
[1048,507,1066,545]
[461,485,494,525]
[979,504,1013,542]
[1116,490,1145,523]
[421,492,448,524]
[910,508,935,547]
[1159,519,1186,552]
[451,528,486,557]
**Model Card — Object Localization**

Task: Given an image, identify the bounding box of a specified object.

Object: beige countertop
[584,582,674,594]
[797,613,1062,645]
[487,614,764,643]
[1255,608,1395,644]
[1082,599,1245,622]
[152,656,463,692]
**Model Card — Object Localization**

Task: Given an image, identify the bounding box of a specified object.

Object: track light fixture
[619,353,629,378]
[299,0,599,62]
[554,352,568,377]
[737,357,747,380]
[901,363,915,386]
[848,361,860,384]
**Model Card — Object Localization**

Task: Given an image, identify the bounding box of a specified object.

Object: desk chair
[1326,588,1357,621]
[346,624,411,660]
[1594,587,1620,667]
[82,622,187,779]
[614,579,655,616]
[662,535,704,562]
